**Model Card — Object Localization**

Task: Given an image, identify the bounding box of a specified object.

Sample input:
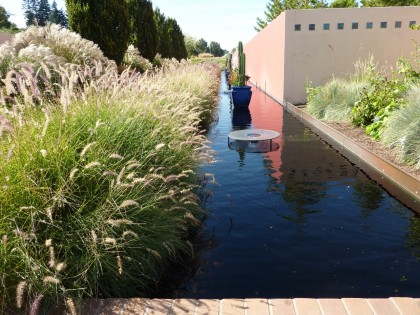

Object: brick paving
[81,297,420,314]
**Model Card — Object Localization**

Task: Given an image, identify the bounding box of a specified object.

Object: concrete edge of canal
[279,99,419,212]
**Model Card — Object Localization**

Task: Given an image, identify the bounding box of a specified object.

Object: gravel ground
[326,122,420,181]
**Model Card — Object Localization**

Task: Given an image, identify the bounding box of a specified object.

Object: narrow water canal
[174,73,420,298]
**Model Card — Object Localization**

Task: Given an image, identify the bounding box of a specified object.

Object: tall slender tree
[255,0,284,31]
[36,0,51,26]
[22,0,37,26]
[154,8,170,58]
[127,0,158,61]
[49,0,68,27]
[66,0,131,64]
[255,0,328,31]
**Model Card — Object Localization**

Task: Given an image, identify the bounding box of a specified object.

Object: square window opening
[295,24,301,31]
[366,22,373,29]
[323,23,330,30]
[337,23,344,30]
[409,21,416,27]
[352,22,358,29]
[395,21,402,28]
[380,21,387,28]
[309,24,315,31]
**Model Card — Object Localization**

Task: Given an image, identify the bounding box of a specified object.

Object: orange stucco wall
[244,14,286,104]
[244,7,420,104]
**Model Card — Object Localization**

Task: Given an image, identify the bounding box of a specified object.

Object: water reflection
[408,215,420,259]
[353,178,385,217]
[232,107,252,127]
[280,181,325,223]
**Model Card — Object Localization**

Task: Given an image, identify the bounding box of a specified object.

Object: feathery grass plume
[122,231,139,239]
[106,219,134,227]
[104,238,117,245]
[66,297,76,315]
[12,24,113,67]
[117,255,123,275]
[118,200,139,209]
[6,144,15,160]
[20,206,36,211]
[55,262,66,272]
[29,294,43,315]
[69,168,79,180]
[45,207,53,222]
[43,276,60,285]
[155,143,165,150]
[109,153,124,160]
[80,142,96,157]
[122,45,153,73]
[48,246,55,267]
[84,161,101,169]
[16,281,26,308]
[91,230,98,245]
[116,166,126,185]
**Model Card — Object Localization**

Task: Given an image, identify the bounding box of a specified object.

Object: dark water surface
[174,73,420,299]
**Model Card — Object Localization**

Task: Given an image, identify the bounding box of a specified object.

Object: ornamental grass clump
[0,36,220,313]
[306,78,367,122]
[122,45,153,73]
[381,86,420,169]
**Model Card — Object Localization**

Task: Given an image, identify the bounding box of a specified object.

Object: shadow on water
[158,72,420,299]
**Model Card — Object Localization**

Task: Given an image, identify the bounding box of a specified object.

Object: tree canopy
[66,0,131,65]
[127,0,158,61]
[154,8,187,61]
[0,5,18,30]
[255,0,327,32]
[330,0,358,7]
[256,0,419,31]
[49,1,68,28]
[23,0,68,27]
[361,0,420,5]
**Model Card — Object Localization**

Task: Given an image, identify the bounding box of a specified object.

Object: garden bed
[326,121,420,181]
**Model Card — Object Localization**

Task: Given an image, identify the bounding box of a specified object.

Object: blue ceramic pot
[232,86,252,107]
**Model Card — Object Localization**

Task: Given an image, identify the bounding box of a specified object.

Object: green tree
[49,0,68,27]
[209,41,224,57]
[23,0,37,26]
[330,0,358,7]
[255,0,328,31]
[0,5,17,29]
[362,0,419,5]
[255,0,283,31]
[36,0,51,26]
[166,18,187,60]
[185,35,199,57]
[66,0,131,65]
[127,0,158,61]
[196,38,208,54]
[154,7,170,57]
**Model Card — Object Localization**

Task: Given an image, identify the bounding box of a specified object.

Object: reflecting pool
[169,73,420,299]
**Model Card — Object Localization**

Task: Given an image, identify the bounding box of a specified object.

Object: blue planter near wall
[232,86,252,108]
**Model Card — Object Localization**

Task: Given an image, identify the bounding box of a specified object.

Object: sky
[0,0,268,50]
